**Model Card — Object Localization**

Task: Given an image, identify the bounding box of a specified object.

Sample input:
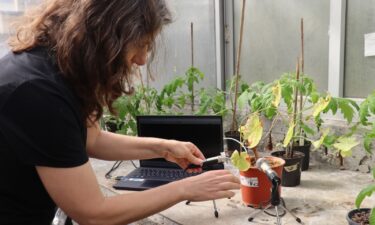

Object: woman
[0,0,240,225]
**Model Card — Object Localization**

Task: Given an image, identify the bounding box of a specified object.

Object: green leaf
[310,91,320,104]
[322,134,337,148]
[355,184,375,208]
[348,99,360,111]
[338,99,356,123]
[239,113,263,148]
[364,131,375,154]
[230,150,250,171]
[370,208,375,225]
[241,83,250,93]
[314,115,323,130]
[250,98,262,112]
[281,83,293,110]
[360,100,370,125]
[177,95,186,108]
[196,98,212,115]
[300,123,315,135]
[333,136,359,157]
[323,97,338,115]
[238,90,250,109]
[265,107,277,120]
[283,121,295,147]
[369,95,375,114]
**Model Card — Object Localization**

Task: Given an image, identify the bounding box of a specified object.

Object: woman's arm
[37,162,240,225]
[86,122,204,168]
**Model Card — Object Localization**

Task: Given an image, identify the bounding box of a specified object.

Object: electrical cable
[263,198,287,217]
[104,160,138,179]
[130,160,138,168]
[101,117,139,179]
[105,161,123,179]
[223,137,248,153]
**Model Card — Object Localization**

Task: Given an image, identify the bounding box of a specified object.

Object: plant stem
[259,113,280,144]
[252,146,259,161]
[292,135,314,143]
[231,0,246,131]
[266,129,273,151]
[339,152,344,167]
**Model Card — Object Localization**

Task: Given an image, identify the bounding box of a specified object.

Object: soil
[351,210,370,225]
[267,159,282,168]
[248,156,283,168]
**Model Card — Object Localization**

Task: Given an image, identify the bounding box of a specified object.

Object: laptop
[113,115,224,191]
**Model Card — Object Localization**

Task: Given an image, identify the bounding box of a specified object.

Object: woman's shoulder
[0,47,77,107]
[0,47,59,81]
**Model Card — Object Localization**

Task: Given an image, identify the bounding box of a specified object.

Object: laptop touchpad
[143,180,170,188]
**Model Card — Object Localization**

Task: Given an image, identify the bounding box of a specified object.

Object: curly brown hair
[9,0,171,122]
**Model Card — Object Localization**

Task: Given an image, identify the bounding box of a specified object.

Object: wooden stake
[300,18,304,73]
[231,0,246,131]
[190,22,195,113]
[190,22,194,67]
[299,18,305,145]
[290,58,300,158]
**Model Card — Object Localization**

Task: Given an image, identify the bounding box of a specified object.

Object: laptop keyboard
[129,167,201,181]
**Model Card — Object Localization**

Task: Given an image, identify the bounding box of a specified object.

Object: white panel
[328,0,346,97]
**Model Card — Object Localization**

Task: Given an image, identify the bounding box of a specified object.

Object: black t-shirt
[0,48,88,225]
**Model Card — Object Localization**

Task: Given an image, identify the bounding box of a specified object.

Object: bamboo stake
[231,0,246,131]
[290,58,300,158]
[299,18,305,145]
[300,18,304,73]
[191,22,194,67]
[190,22,195,113]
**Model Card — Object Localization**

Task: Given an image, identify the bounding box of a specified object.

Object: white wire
[223,137,248,153]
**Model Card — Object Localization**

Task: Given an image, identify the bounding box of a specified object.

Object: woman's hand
[161,140,205,172]
[176,170,240,201]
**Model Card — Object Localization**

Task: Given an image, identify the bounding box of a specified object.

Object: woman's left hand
[161,140,205,173]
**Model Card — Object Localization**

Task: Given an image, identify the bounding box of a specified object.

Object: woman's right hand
[177,170,241,202]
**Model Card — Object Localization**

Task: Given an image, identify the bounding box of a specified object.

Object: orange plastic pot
[239,156,285,208]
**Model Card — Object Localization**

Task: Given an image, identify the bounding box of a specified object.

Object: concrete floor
[91,158,375,225]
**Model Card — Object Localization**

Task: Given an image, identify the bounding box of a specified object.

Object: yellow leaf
[333,136,359,157]
[230,150,250,171]
[272,82,282,107]
[340,150,352,157]
[239,113,263,148]
[283,121,295,147]
[312,129,329,149]
[313,94,331,117]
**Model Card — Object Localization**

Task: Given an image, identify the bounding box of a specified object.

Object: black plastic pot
[105,121,118,133]
[224,130,241,157]
[293,141,311,171]
[271,150,304,187]
[346,208,371,225]
[105,121,124,133]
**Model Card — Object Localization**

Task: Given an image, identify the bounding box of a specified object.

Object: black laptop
[113,115,224,191]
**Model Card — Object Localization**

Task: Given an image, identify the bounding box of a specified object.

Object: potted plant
[229,139,285,208]
[270,64,323,186]
[346,91,375,225]
[224,0,247,156]
[103,84,158,135]
[347,167,375,225]
[236,58,353,187]
[226,80,286,207]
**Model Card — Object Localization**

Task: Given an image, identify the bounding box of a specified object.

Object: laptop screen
[136,115,223,169]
